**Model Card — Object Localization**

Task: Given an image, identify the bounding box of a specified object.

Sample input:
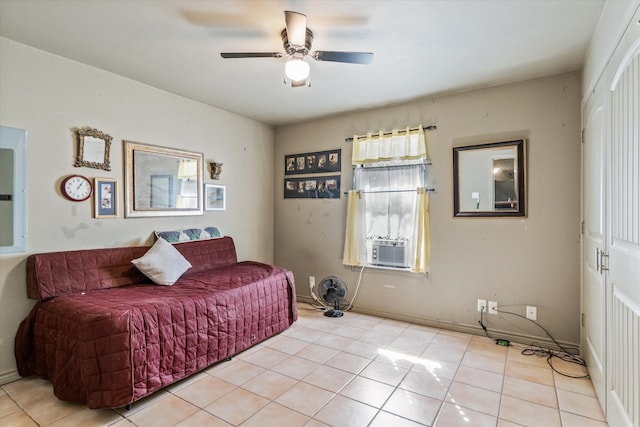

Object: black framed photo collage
[284,149,341,199]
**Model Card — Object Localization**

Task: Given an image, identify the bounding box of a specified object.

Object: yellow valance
[351,126,428,165]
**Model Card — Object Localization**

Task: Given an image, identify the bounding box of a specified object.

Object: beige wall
[0,38,275,382]
[274,72,582,347]
[0,36,586,383]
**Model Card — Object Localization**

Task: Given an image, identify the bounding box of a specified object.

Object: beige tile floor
[0,303,608,427]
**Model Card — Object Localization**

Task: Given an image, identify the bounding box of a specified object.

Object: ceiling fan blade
[284,10,307,47]
[221,52,283,59]
[312,51,373,64]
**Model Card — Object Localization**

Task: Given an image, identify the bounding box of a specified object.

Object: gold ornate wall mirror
[453,139,527,217]
[73,127,112,170]
[124,140,204,217]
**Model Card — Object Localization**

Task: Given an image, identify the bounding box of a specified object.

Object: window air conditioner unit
[371,239,409,268]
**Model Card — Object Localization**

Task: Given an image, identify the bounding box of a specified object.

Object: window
[357,161,427,268]
[343,127,431,273]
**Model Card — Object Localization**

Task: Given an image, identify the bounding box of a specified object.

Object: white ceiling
[0,0,605,126]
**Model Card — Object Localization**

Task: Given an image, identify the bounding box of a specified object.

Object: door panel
[606,15,640,426]
[582,82,607,410]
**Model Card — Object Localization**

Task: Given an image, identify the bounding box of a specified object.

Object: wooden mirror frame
[453,139,527,218]
[73,127,112,171]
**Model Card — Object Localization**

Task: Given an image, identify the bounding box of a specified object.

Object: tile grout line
[2,384,45,427]
[5,305,607,427]
[431,335,474,426]
[494,345,509,426]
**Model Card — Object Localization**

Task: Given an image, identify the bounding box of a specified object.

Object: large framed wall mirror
[453,139,527,217]
[124,140,204,217]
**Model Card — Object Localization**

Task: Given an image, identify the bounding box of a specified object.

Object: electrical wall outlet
[526,306,537,320]
[477,299,486,312]
[488,301,498,315]
[309,276,315,289]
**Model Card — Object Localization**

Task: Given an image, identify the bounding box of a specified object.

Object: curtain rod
[355,161,431,170]
[343,188,435,195]
[345,125,437,142]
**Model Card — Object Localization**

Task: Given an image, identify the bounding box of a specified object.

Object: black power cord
[478,306,589,379]
[478,306,509,345]
[496,308,589,379]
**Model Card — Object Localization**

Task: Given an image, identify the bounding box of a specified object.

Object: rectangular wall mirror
[453,139,526,217]
[124,140,204,217]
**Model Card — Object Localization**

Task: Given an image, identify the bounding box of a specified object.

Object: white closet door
[582,79,608,411]
[606,12,640,426]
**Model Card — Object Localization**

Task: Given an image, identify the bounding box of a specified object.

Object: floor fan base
[323,309,344,317]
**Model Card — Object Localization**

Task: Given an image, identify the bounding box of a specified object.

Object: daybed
[14,235,297,409]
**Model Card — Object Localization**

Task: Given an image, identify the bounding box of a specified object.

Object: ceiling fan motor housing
[281,28,313,56]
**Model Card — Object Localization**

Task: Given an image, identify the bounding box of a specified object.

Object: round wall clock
[61,174,93,202]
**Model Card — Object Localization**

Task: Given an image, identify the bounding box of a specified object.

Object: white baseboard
[296,296,580,353]
[0,369,21,386]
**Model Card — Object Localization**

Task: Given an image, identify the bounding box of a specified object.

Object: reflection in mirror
[493,157,517,209]
[453,139,526,217]
[82,136,106,163]
[0,126,27,253]
[73,127,112,170]
[124,140,204,217]
[150,175,173,208]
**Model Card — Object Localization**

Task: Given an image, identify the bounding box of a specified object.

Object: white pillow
[131,238,192,285]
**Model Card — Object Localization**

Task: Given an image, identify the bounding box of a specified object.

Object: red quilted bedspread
[15,240,297,409]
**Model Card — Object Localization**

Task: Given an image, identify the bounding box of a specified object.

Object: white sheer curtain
[344,126,431,272]
[359,165,422,242]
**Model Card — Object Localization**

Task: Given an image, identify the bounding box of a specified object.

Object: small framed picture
[94,178,118,218]
[205,184,226,211]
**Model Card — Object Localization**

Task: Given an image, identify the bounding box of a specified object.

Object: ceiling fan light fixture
[285,57,310,81]
[220,10,373,86]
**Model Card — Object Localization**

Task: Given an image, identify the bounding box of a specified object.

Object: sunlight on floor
[0,303,608,426]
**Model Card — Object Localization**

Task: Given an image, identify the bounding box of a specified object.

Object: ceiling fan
[220,11,374,87]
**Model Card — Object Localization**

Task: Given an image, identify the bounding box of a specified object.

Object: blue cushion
[155,227,223,244]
